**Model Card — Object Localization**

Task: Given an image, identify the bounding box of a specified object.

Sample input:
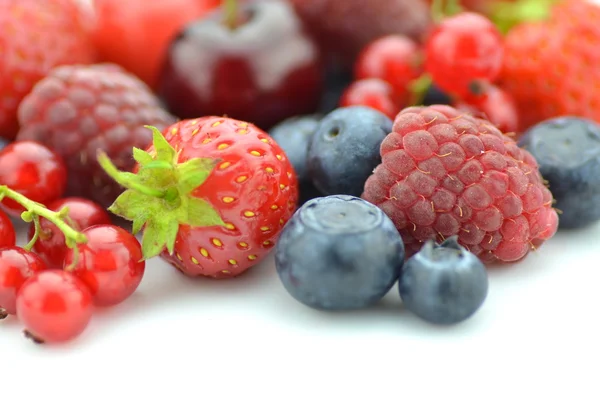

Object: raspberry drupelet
[362,105,558,264]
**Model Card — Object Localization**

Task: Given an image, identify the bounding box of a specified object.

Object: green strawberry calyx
[98,125,225,260]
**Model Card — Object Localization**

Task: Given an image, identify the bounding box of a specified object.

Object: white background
[1,220,599,396]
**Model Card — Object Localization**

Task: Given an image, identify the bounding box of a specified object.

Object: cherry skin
[91,0,219,89]
[340,78,401,120]
[64,225,145,307]
[0,210,15,248]
[0,247,48,318]
[159,0,323,130]
[424,12,504,98]
[0,141,67,215]
[455,84,520,134]
[29,197,112,269]
[354,35,422,104]
[16,269,93,343]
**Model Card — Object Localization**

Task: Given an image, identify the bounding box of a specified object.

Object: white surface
[2,220,600,397]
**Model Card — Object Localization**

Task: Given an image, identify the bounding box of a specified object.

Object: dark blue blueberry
[398,237,488,325]
[275,195,405,311]
[269,114,323,204]
[519,116,600,229]
[422,84,452,106]
[0,138,10,151]
[318,63,353,114]
[307,106,392,197]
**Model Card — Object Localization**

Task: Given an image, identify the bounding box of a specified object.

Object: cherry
[91,0,219,89]
[354,35,422,104]
[340,79,401,120]
[16,269,93,343]
[424,12,504,98]
[64,225,145,307]
[159,0,323,130]
[0,209,15,248]
[0,141,67,215]
[455,84,520,134]
[0,247,48,318]
[28,198,112,269]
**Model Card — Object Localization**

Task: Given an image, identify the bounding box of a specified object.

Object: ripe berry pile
[1,0,600,344]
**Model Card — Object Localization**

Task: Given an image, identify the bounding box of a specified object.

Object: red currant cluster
[0,141,144,344]
[339,10,519,134]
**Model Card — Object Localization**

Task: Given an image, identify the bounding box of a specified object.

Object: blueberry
[0,138,9,151]
[275,195,405,311]
[518,116,600,229]
[269,114,323,204]
[422,84,452,106]
[398,237,488,325]
[318,63,353,114]
[307,106,392,197]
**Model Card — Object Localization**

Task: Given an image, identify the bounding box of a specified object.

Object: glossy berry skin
[289,0,431,62]
[362,105,558,264]
[308,106,392,197]
[16,270,93,343]
[153,117,298,278]
[0,247,47,316]
[455,85,519,135]
[275,195,405,311]
[0,141,67,215]
[159,1,323,131]
[425,12,503,98]
[91,0,219,89]
[0,0,95,140]
[29,198,112,269]
[355,35,422,104]
[399,237,488,325]
[64,225,144,306]
[16,63,176,208]
[519,117,600,229]
[0,210,16,249]
[339,79,401,120]
[500,1,600,130]
[269,115,323,204]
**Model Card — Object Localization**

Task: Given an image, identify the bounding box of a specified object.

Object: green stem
[408,74,434,107]
[23,215,42,251]
[430,0,462,22]
[98,151,166,199]
[223,0,239,30]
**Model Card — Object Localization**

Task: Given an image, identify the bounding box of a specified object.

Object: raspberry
[362,105,558,264]
[15,64,176,208]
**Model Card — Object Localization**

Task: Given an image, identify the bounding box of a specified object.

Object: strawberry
[500,0,600,130]
[99,117,298,278]
[0,0,95,140]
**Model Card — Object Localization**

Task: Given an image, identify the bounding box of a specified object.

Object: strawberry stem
[0,186,87,264]
[98,152,167,199]
[223,0,240,30]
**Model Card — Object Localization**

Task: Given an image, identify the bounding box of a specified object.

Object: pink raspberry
[362,105,558,264]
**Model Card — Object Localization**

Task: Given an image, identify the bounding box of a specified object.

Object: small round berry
[16,269,93,343]
[399,237,488,325]
[455,85,520,135]
[0,141,67,214]
[355,35,422,103]
[64,225,145,307]
[29,197,112,268]
[425,12,504,97]
[0,210,16,248]
[340,78,401,119]
[0,247,48,317]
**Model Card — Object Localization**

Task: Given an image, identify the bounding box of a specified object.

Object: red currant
[355,35,422,104]
[0,247,47,318]
[0,209,15,248]
[0,141,67,215]
[16,269,93,343]
[29,197,112,269]
[455,84,520,134]
[339,78,401,120]
[64,225,145,307]
[424,12,503,97]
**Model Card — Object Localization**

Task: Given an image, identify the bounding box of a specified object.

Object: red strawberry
[15,63,176,208]
[99,117,298,278]
[500,0,600,130]
[0,0,95,140]
[362,105,558,265]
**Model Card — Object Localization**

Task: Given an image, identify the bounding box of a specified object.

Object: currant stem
[223,0,239,30]
[408,74,434,106]
[98,151,166,199]
[23,329,45,344]
[23,215,43,251]
[430,0,462,22]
